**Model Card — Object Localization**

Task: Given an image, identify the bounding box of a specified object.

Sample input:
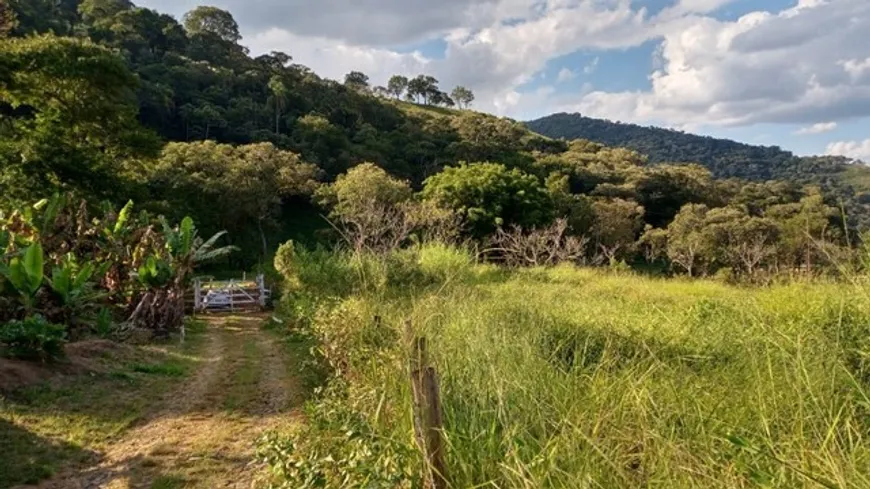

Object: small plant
[0,315,66,361]
[92,307,115,339]
[0,243,44,314]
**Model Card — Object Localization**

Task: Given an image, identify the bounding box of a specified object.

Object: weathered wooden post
[408,325,449,489]
[257,274,266,308]
[193,278,202,314]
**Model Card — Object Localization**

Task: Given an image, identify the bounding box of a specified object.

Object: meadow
[262,244,870,488]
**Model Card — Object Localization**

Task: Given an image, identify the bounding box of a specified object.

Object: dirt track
[27,316,302,489]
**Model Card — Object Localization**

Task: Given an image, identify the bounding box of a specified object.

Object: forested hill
[526,112,866,184]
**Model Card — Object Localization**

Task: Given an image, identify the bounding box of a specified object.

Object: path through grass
[0,315,306,489]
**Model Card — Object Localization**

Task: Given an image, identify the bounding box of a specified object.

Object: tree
[422,162,553,237]
[451,86,474,109]
[590,198,644,262]
[666,204,712,277]
[151,142,319,260]
[387,75,408,99]
[344,71,370,92]
[766,188,837,273]
[314,163,416,253]
[0,34,160,202]
[256,50,292,71]
[631,164,717,228]
[267,75,288,135]
[407,74,440,104]
[315,163,412,219]
[0,0,19,36]
[182,6,241,43]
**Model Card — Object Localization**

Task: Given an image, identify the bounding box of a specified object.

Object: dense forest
[527,113,870,226]
[0,0,865,277]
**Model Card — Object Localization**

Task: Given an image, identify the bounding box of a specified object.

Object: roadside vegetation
[260,243,870,488]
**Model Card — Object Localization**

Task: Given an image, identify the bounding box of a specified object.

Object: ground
[0,315,306,489]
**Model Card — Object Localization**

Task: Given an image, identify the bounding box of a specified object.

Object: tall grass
[262,244,870,488]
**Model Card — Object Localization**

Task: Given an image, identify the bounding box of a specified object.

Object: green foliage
[527,113,870,229]
[182,6,240,43]
[4,243,44,298]
[148,141,319,263]
[266,250,870,488]
[0,194,235,342]
[257,392,420,489]
[422,162,553,237]
[0,34,159,203]
[315,163,412,220]
[450,86,474,109]
[0,315,66,361]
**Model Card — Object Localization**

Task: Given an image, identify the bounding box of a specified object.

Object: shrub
[421,162,554,238]
[0,316,66,361]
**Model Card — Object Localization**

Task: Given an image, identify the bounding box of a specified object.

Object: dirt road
[29,315,303,489]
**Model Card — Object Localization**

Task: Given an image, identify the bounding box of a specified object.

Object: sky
[137,0,870,161]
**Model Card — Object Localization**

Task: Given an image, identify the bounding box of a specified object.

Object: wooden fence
[189,274,271,312]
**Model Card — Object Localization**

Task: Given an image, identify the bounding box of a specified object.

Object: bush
[421,162,554,238]
[0,316,66,361]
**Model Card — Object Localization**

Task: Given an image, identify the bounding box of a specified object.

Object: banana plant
[0,243,45,314]
[137,255,174,288]
[161,216,237,286]
[48,258,107,306]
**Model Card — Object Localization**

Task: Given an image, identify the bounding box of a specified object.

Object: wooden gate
[191,274,271,312]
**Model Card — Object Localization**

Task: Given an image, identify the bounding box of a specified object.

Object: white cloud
[583,56,599,74]
[563,0,870,126]
[795,122,837,135]
[557,68,577,83]
[826,139,870,161]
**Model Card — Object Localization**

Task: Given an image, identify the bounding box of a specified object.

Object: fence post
[257,274,266,308]
[408,327,449,489]
[229,279,234,312]
[193,278,202,313]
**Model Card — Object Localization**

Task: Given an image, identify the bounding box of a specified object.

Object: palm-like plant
[128,216,236,335]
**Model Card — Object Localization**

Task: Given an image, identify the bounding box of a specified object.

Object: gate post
[257,274,266,308]
[193,278,202,313]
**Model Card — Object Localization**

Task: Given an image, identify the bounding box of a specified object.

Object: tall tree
[387,75,408,99]
[407,74,440,104]
[267,75,288,135]
[451,86,474,109]
[182,6,240,43]
[344,71,370,92]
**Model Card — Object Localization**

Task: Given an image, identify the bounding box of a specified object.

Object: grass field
[265,245,870,488]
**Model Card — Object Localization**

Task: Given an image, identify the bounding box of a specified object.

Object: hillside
[527,113,870,223]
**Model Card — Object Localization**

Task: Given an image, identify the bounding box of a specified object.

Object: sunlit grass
[280,247,870,488]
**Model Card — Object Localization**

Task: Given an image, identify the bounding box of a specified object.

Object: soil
[17,315,303,489]
[0,340,134,393]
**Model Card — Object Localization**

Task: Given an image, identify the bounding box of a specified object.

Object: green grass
[0,322,207,488]
[271,246,870,488]
[222,335,261,412]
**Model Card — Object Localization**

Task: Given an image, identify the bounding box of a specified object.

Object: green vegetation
[526,113,870,229]
[0,320,207,487]
[261,244,870,488]
[1,195,234,359]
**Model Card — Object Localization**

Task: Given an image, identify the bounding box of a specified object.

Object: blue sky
[140,0,870,161]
